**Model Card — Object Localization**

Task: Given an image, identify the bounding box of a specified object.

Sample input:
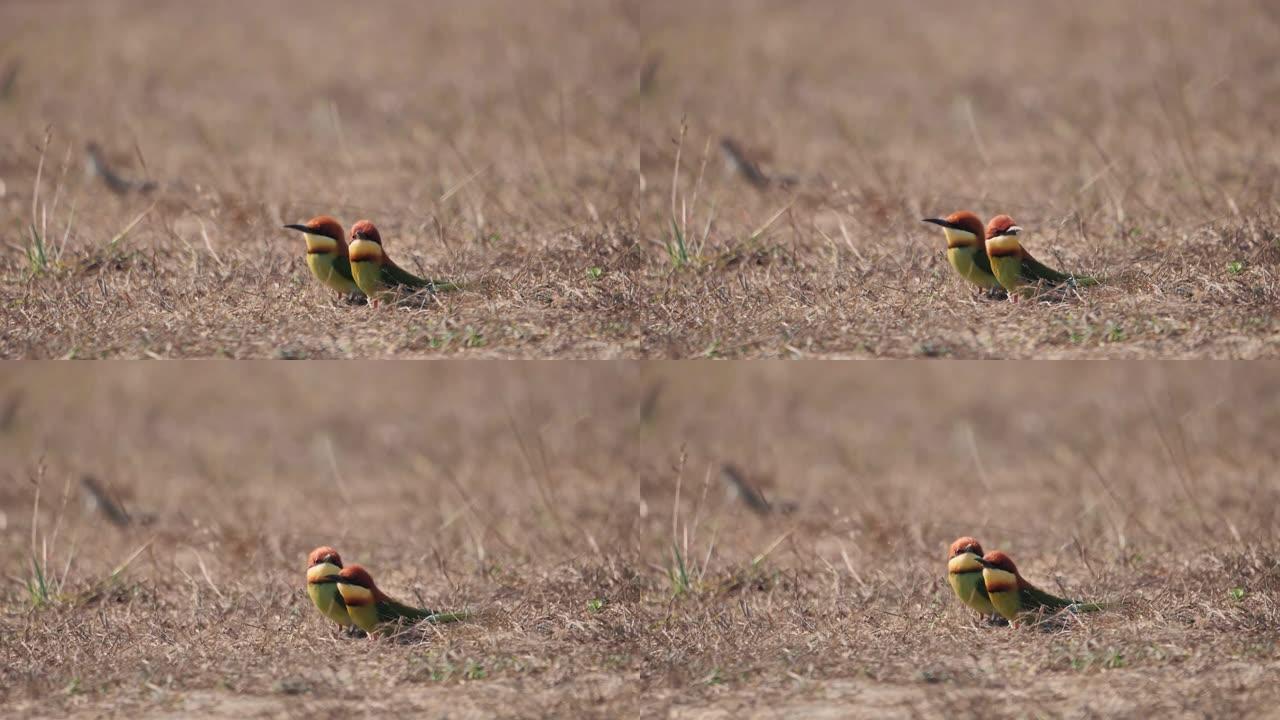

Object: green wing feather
[1020,584,1073,610]
[375,596,471,625]
[333,253,356,282]
[972,245,995,275]
[380,260,460,292]
[380,259,431,289]
[1021,584,1104,613]
[375,596,437,623]
[1020,253,1097,285]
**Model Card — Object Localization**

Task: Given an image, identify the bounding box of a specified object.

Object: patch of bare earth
[1,1,1277,357]
[2,363,1278,717]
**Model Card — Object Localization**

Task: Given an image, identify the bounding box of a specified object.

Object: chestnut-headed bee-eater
[334,564,468,635]
[347,220,457,302]
[947,536,997,617]
[305,546,353,630]
[979,550,1104,623]
[283,216,364,298]
[984,215,1096,297]
[922,211,1001,293]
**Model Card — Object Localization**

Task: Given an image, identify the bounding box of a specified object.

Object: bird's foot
[984,613,1009,627]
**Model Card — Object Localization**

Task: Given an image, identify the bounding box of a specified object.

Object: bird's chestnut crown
[308,546,343,568]
[949,537,984,559]
[985,215,1021,239]
[337,564,376,588]
[981,551,1019,574]
[291,216,345,242]
[350,220,382,245]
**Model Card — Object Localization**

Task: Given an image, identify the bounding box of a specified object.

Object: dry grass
[1,1,1278,357]
[2,363,1279,717]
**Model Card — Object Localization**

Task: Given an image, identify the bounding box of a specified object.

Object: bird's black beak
[284,224,310,233]
[922,218,958,230]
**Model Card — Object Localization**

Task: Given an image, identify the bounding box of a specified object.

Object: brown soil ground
[3,363,1279,717]
[2,1,1278,357]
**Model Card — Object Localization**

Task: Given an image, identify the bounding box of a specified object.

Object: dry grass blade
[440,164,492,204]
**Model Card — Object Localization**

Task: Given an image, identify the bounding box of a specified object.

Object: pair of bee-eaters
[283,216,457,303]
[924,212,1097,298]
[306,546,468,636]
[947,537,1104,624]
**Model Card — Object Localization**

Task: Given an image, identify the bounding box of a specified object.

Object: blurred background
[0,0,638,226]
[639,0,1280,220]
[2,362,1277,576]
[5,0,1277,253]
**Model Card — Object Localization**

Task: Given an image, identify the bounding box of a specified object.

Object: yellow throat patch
[941,227,979,249]
[304,234,339,255]
[985,235,1020,256]
[348,238,383,264]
